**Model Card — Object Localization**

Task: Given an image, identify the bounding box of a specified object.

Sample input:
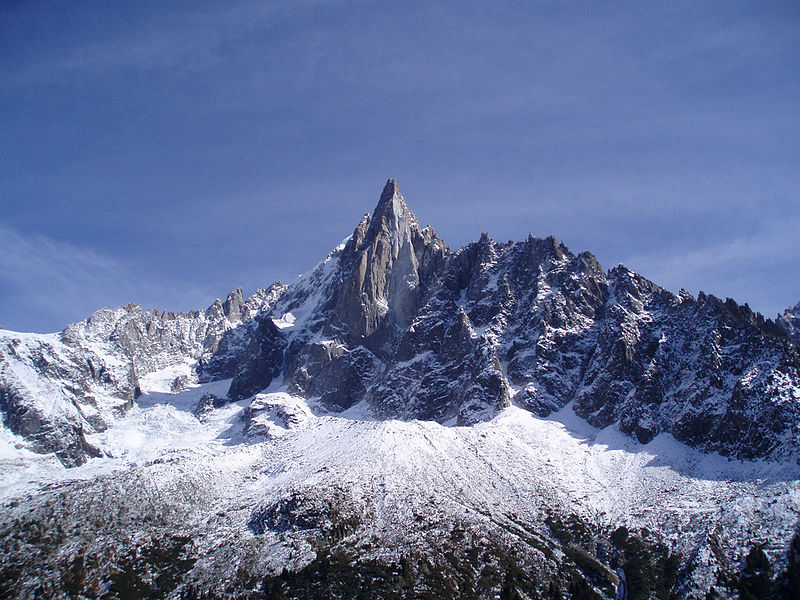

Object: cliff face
[332,179,449,350]
[2,180,799,466]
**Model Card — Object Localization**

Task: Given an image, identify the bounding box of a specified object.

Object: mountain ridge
[2,179,798,466]
[2,180,800,599]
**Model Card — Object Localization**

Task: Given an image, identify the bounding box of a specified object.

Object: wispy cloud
[0,225,213,333]
[2,1,797,329]
[7,1,345,87]
[10,9,242,85]
[621,214,800,317]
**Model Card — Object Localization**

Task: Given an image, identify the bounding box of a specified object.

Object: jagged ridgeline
[2,179,798,466]
[2,180,800,600]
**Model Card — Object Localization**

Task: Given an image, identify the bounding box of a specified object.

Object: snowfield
[2,365,797,596]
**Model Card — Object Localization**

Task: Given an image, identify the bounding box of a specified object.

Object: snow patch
[272,312,296,329]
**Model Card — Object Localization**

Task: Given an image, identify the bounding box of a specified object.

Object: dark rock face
[227,315,286,400]
[256,180,800,459]
[284,343,382,412]
[193,393,227,420]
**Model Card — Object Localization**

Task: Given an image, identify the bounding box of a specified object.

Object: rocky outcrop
[332,179,449,353]
[243,392,313,441]
[227,315,286,400]
[0,284,285,465]
[778,301,800,345]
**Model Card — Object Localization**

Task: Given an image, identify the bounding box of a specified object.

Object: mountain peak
[332,180,448,351]
[380,177,399,201]
[366,178,418,239]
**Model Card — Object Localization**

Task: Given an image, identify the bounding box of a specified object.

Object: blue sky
[2,1,799,332]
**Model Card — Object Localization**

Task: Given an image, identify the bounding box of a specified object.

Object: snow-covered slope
[1,373,798,598]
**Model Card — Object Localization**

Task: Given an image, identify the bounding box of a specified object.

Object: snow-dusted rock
[778,301,800,345]
[243,392,313,441]
[0,285,285,465]
[1,180,800,599]
[227,181,800,460]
